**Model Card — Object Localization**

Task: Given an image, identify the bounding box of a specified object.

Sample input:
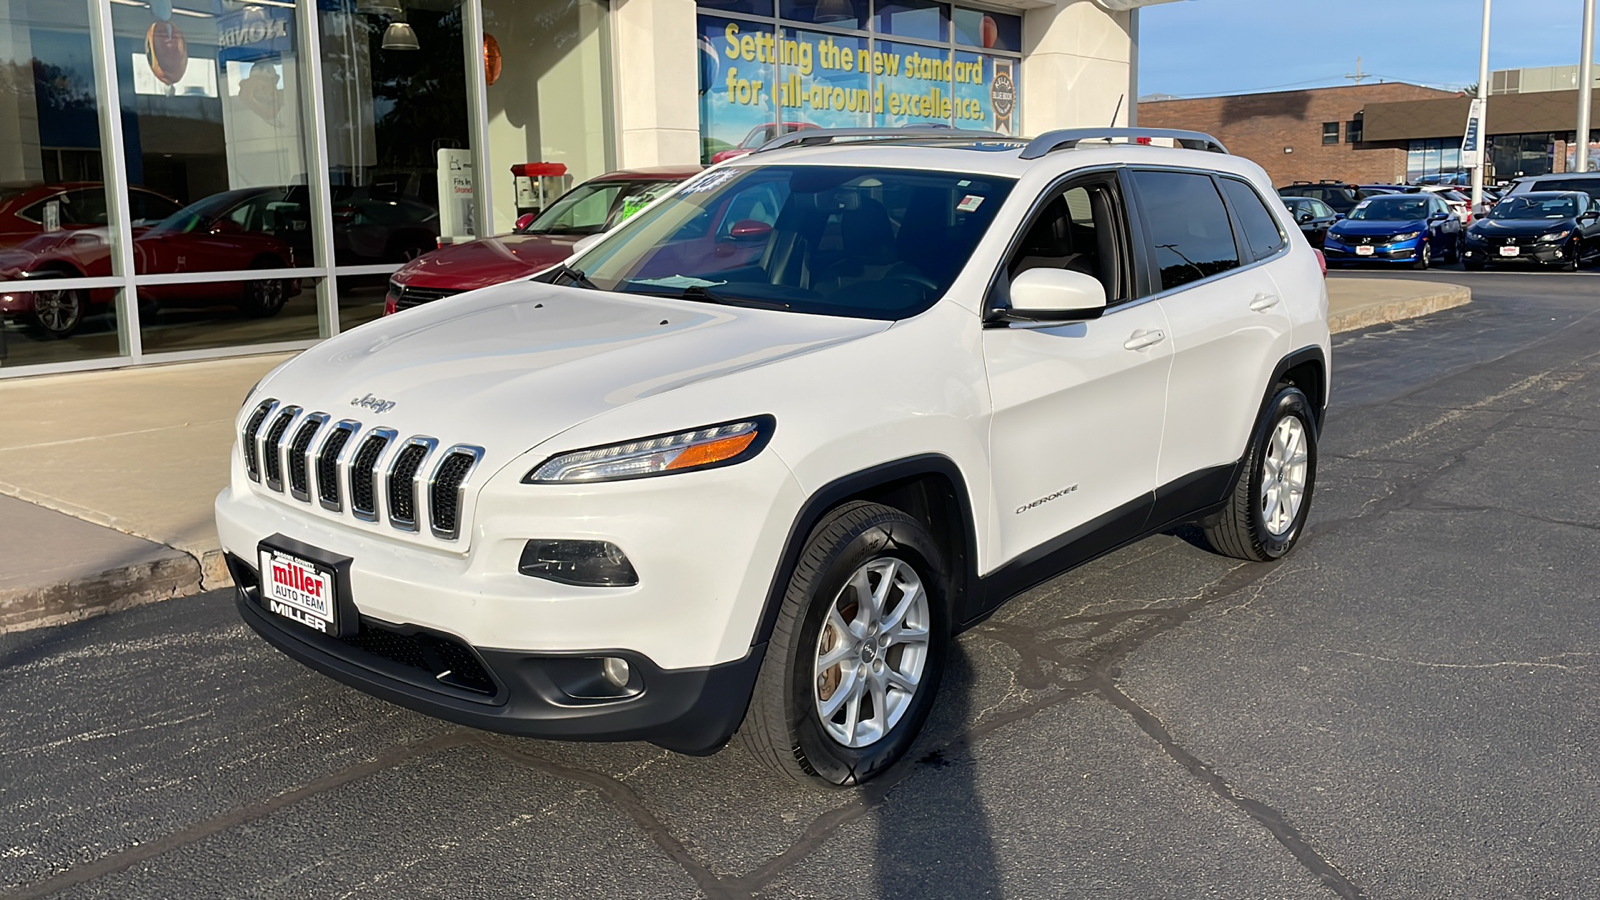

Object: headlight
[1539,229,1571,243]
[525,416,774,484]
[1392,231,1422,242]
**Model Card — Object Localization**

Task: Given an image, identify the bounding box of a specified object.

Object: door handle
[1249,292,1280,312]
[1124,329,1165,351]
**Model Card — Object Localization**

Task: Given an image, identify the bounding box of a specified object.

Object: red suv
[383,167,699,315]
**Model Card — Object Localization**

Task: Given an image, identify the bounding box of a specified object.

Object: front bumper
[230,552,765,753]
[1462,241,1570,265]
[1322,238,1423,262]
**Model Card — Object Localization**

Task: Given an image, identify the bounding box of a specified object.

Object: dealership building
[0,0,1161,377]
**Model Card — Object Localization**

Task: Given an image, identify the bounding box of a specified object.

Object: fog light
[518,539,638,586]
[602,657,631,688]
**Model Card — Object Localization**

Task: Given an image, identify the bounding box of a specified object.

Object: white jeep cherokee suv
[218,128,1329,787]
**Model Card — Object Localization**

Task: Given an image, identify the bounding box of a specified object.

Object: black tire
[1560,242,1580,271]
[240,260,290,318]
[1448,235,1462,264]
[1411,239,1431,270]
[26,287,85,339]
[743,501,948,787]
[1201,385,1318,562]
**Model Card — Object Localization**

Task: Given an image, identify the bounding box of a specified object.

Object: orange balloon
[484,33,502,86]
[146,21,189,85]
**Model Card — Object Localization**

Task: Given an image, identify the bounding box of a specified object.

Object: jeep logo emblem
[350,393,396,414]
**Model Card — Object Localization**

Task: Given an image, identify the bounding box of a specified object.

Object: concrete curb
[1328,280,1472,333]
[1,553,204,633]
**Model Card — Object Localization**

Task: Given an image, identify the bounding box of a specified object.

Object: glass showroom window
[0,0,127,367]
[111,0,321,356]
[696,0,1022,164]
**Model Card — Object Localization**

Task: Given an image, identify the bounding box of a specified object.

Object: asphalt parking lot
[4,268,1598,899]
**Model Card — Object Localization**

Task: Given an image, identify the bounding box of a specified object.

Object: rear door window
[1219,177,1286,262]
[1131,170,1241,292]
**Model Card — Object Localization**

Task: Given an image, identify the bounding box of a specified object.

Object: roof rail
[1017,128,1228,160]
[755,127,1007,154]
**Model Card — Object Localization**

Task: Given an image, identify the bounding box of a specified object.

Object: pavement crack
[1100,683,1367,900]
[1324,649,1600,674]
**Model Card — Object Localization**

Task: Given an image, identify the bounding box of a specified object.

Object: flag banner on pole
[1461,98,1485,168]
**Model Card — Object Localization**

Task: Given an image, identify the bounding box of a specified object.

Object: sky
[1139,0,1596,99]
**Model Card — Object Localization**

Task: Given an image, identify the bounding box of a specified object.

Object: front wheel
[1202,385,1318,562]
[240,276,289,317]
[27,287,85,339]
[743,501,948,787]
[1412,240,1431,270]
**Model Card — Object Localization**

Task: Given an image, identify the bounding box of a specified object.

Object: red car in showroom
[383,167,698,315]
[0,182,183,251]
[709,122,819,164]
[0,186,303,338]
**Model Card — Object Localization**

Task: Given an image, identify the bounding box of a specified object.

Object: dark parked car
[0,187,303,338]
[1462,191,1600,270]
[1278,181,1371,215]
[1281,196,1339,248]
[1322,192,1462,269]
[384,167,700,315]
[1354,184,1407,196]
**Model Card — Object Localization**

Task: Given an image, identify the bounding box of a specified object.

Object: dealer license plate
[1355,245,1375,256]
[259,546,338,635]
[1499,245,1520,257]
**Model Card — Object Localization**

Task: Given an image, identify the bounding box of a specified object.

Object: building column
[612,0,702,168]
[1021,0,1133,133]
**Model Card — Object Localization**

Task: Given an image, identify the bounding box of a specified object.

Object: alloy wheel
[33,289,82,335]
[1260,416,1309,536]
[812,557,931,748]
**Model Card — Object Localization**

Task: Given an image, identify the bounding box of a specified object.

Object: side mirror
[725,219,773,242]
[1001,268,1107,323]
[570,233,604,256]
[514,213,537,232]
[1430,212,1450,221]
[1297,211,1314,223]
[208,218,243,235]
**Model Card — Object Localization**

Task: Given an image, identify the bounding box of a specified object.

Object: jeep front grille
[260,406,301,492]
[242,400,276,482]
[287,414,326,502]
[317,422,357,510]
[429,446,484,540]
[386,438,436,530]
[349,430,395,521]
[244,406,481,541]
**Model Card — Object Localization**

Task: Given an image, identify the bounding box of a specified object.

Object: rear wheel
[240,259,290,317]
[743,501,948,787]
[1202,385,1317,562]
[27,287,85,339]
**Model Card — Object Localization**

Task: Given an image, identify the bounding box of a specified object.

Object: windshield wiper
[677,285,790,311]
[538,263,598,290]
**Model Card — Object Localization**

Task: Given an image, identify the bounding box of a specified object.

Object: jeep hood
[257,281,889,468]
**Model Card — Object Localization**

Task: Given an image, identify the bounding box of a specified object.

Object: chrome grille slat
[241,400,277,482]
[316,420,359,511]
[385,437,437,531]
[349,428,396,522]
[260,406,301,493]
[287,414,327,502]
[429,445,484,541]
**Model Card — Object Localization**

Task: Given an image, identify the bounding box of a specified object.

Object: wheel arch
[751,454,980,648]
[1272,345,1327,431]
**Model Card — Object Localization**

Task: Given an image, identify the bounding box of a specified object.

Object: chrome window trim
[260,405,303,493]
[287,412,329,503]
[242,399,279,483]
[349,427,397,523]
[429,444,485,542]
[385,436,439,533]
[318,419,361,513]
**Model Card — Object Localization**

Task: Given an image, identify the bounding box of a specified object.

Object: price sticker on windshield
[1353,199,1370,211]
[956,194,985,213]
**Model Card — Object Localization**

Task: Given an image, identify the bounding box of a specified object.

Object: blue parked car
[1322,192,1462,269]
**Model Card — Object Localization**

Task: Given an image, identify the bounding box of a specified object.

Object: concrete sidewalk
[0,277,1469,631]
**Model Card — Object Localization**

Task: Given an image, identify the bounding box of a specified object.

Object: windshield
[1489,196,1580,219]
[1348,196,1432,221]
[520,180,680,235]
[146,191,251,235]
[569,165,1013,320]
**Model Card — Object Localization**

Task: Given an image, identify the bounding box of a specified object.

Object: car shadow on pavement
[871,644,1003,899]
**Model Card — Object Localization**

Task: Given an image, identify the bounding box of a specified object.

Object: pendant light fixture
[382,8,419,50]
[812,0,856,24]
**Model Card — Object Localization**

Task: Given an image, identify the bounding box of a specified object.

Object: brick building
[1138,83,1461,187]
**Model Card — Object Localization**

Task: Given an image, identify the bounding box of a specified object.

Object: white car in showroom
[219,127,1330,787]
